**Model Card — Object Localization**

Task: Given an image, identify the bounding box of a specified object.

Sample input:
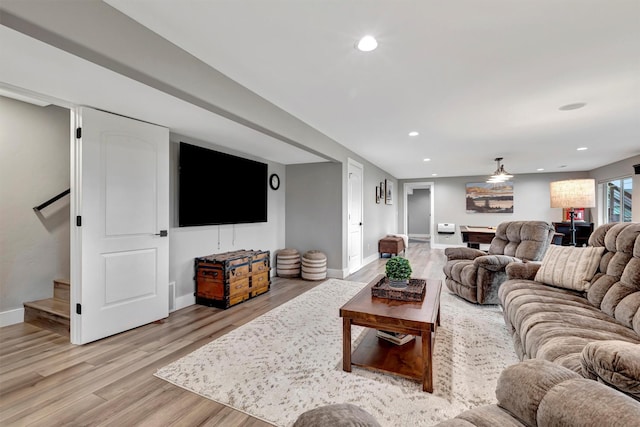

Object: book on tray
[376,330,415,345]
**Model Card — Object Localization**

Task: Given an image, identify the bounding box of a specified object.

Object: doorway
[403,182,434,242]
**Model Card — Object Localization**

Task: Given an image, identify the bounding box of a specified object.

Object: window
[605,177,632,223]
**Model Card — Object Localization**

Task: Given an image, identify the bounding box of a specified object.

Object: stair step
[53,279,70,302]
[24,298,70,337]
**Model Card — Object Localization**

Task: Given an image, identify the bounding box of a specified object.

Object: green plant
[385,257,412,281]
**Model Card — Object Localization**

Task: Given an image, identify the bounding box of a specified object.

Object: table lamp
[549,179,596,246]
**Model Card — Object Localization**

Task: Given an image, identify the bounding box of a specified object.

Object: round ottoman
[276,248,301,278]
[301,250,327,281]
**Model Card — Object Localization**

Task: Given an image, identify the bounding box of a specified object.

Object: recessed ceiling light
[409,131,419,137]
[537,168,545,171]
[559,102,586,111]
[431,173,438,176]
[423,158,431,162]
[356,35,378,52]
[577,147,588,151]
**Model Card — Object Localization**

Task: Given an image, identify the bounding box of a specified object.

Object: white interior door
[71,107,169,345]
[348,159,363,273]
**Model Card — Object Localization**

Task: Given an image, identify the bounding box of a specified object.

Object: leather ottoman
[378,236,405,258]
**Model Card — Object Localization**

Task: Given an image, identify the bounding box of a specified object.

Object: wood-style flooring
[0,243,445,426]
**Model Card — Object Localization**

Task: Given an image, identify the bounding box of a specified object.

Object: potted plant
[385,257,412,288]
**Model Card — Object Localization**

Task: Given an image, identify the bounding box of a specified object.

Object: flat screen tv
[179,142,268,227]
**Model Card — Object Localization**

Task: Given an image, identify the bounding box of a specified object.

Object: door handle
[155,230,168,237]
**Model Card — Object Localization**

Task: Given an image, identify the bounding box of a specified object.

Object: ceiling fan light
[488,158,514,181]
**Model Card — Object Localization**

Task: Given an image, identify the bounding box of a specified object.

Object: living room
[1,1,639,425]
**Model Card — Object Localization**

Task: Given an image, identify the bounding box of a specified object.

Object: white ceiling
[3,1,640,178]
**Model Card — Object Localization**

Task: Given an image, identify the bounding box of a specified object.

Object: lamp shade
[549,179,596,208]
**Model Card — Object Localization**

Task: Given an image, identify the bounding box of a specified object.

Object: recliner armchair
[443,221,555,304]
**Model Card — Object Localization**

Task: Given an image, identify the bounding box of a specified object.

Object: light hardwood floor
[0,243,445,426]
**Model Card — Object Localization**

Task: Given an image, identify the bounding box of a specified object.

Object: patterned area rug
[155,279,518,426]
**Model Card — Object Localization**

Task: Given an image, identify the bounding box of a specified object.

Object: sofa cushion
[533,245,604,291]
[499,279,640,372]
[581,340,640,400]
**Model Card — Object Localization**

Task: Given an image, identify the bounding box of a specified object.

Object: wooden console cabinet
[195,249,270,309]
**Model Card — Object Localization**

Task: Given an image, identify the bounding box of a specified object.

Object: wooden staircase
[23,279,70,337]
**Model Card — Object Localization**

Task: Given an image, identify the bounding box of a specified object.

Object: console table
[460,226,496,249]
[552,222,594,247]
[462,225,564,248]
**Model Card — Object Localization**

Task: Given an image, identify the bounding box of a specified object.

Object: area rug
[155,279,519,426]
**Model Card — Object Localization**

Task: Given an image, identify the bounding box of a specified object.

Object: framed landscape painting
[465,182,513,213]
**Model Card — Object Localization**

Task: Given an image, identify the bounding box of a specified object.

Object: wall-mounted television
[179,142,268,227]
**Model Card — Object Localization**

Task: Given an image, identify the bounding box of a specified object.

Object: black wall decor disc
[269,173,280,190]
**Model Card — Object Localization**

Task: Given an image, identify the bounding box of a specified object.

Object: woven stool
[276,248,301,278]
[301,250,327,281]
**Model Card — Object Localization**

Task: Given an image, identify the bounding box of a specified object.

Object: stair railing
[33,188,70,212]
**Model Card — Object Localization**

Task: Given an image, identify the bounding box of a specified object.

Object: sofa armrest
[444,247,486,261]
[473,255,520,272]
[495,360,580,427]
[497,359,640,427]
[505,261,541,280]
[581,340,640,400]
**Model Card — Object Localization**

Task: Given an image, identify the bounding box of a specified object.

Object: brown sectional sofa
[435,222,640,426]
[499,222,640,372]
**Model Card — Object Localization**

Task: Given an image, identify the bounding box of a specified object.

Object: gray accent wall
[0,96,70,314]
[363,174,398,263]
[285,163,342,271]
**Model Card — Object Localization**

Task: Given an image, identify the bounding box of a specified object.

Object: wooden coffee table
[340,274,441,392]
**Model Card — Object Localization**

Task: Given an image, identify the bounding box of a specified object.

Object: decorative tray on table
[371,275,426,302]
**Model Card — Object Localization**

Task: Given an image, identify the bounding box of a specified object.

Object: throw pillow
[534,245,605,291]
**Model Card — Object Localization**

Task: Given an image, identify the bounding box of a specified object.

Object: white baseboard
[339,253,380,279]
[0,307,24,327]
[174,293,195,312]
[326,268,347,279]
[362,253,379,266]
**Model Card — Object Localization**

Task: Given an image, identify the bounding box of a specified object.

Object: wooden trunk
[195,249,271,309]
